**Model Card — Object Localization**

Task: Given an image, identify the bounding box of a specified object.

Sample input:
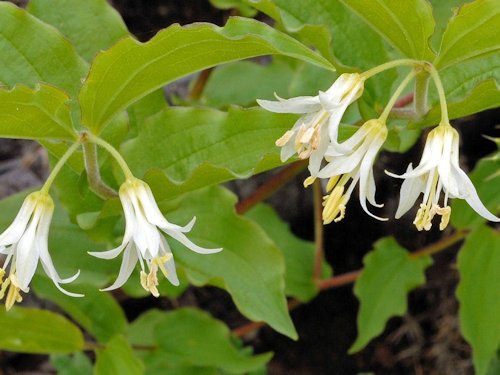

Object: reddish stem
[235,160,308,214]
[394,92,414,108]
[313,180,324,282]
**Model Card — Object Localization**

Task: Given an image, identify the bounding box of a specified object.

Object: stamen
[437,206,451,231]
[1,275,22,311]
[303,176,316,188]
[152,255,173,279]
[326,175,341,192]
[322,186,345,224]
[275,130,294,147]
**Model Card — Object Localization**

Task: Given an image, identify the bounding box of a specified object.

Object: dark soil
[1,1,499,374]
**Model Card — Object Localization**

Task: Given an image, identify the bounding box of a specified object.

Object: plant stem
[40,142,81,194]
[86,133,134,180]
[189,68,214,100]
[235,160,308,214]
[313,179,324,282]
[360,59,421,80]
[379,69,418,123]
[82,142,118,198]
[425,63,449,124]
[413,71,430,118]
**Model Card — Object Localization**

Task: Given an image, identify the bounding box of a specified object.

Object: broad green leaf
[79,17,334,133]
[0,84,76,140]
[33,281,127,343]
[350,237,432,353]
[121,106,294,195]
[0,2,87,97]
[451,152,500,229]
[51,353,93,375]
[435,0,500,69]
[339,0,436,59]
[28,0,129,62]
[210,0,258,17]
[245,204,332,302]
[457,226,500,375]
[159,186,296,339]
[129,309,271,374]
[95,335,144,375]
[155,309,272,373]
[0,307,84,353]
[202,60,294,108]
[486,348,500,375]
[429,0,469,50]
[268,0,388,70]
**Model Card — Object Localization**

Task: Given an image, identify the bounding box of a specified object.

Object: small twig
[313,179,324,282]
[189,68,214,100]
[235,160,308,214]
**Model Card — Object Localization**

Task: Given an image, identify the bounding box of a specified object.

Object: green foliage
[129,309,271,374]
[160,186,297,339]
[27,0,129,62]
[95,335,144,375]
[33,282,128,343]
[51,353,93,375]
[246,204,332,302]
[350,237,432,353]
[0,84,75,140]
[0,307,84,354]
[457,226,500,375]
[79,17,334,133]
[340,0,436,59]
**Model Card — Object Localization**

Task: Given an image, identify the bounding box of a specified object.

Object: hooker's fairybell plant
[259,62,499,229]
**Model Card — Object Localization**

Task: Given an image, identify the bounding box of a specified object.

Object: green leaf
[451,152,500,229]
[0,84,76,140]
[435,0,500,69]
[0,307,84,354]
[457,226,500,375]
[245,204,332,302]
[160,186,296,339]
[95,335,144,375]
[339,0,435,59]
[51,353,93,375]
[33,282,128,343]
[121,106,294,197]
[350,237,432,353]
[429,0,469,51]
[0,2,87,97]
[28,0,129,62]
[79,17,334,133]
[154,309,272,373]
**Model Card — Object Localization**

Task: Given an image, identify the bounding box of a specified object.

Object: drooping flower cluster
[258,72,499,229]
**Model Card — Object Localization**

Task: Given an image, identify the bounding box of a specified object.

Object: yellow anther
[322,186,345,224]
[326,175,341,192]
[152,255,173,279]
[275,130,294,147]
[437,206,451,231]
[303,176,316,188]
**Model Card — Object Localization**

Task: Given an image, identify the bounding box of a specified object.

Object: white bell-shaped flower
[387,123,499,231]
[0,192,81,310]
[89,178,221,297]
[257,73,364,177]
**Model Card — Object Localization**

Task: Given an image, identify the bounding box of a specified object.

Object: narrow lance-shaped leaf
[0,2,88,97]
[435,0,500,69]
[28,0,129,62]
[350,237,432,353]
[79,17,334,133]
[0,307,84,354]
[457,225,500,375]
[0,84,76,141]
[339,0,436,59]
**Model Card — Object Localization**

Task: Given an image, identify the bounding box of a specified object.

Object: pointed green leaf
[121,106,294,198]
[457,226,500,375]
[33,281,127,343]
[435,0,500,69]
[28,0,129,62]
[95,335,144,375]
[0,307,84,353]
[245,204,332,302]
[0,2,87,96]
[159,186,296,339]
[79,17,334,133]
[0,84,76,140]
[339,0,436,59]
[350,237,432,353]
[154,309,272,373]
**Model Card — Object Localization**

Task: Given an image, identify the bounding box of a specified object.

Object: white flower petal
[0,194,37,246]
[394,169,426,219]
[257,95,321,114]
[101,243,139,291]
[159,237,179,286]
[163,229,222,254]
[15,209,41,291]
